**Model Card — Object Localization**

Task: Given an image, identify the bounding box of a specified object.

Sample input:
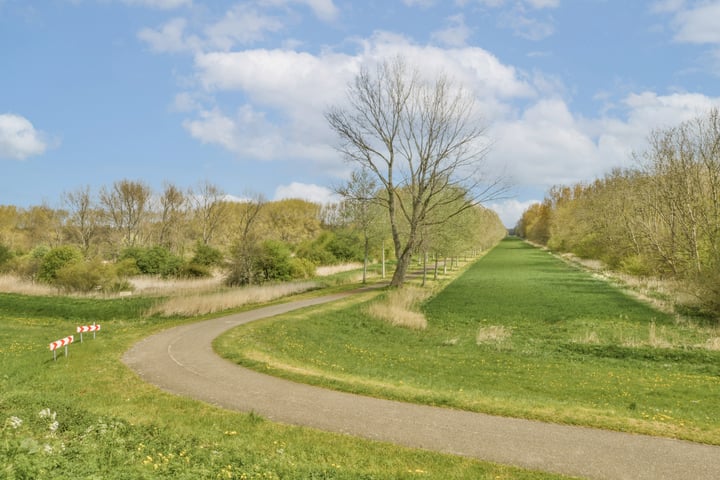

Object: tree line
[517,109,720,318]
[0,176,505,293]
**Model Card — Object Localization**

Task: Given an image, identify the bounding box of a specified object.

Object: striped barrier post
[49,335,74,361]
[76,323,101,343]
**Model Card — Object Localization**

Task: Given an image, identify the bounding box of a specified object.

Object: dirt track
[123,292,720,480]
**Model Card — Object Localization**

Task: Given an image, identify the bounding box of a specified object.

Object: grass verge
[0,287,570,479]
[216,238,720,445]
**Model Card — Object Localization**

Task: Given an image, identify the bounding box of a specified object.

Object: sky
[2,0,720,227]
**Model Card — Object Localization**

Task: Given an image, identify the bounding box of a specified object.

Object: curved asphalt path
[123,292,720,480]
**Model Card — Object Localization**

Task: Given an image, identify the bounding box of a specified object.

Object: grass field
[216,238,720,445]
[0,280,569,478]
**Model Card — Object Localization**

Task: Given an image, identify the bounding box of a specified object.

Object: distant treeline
[517,109,720,318]
[0,179,506,292]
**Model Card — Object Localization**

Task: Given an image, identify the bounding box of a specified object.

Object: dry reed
[315,263,363,276]
[0,274,59,296]
[147,281,319,317]
[367,286,429,330]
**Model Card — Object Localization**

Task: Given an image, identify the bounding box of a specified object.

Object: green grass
[0,289,570,479]
[216,238,720,445]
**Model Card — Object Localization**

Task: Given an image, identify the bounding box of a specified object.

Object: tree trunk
[390,247,413,286]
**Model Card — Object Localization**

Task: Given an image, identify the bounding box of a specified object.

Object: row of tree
[0,175,505,292]
[517,109,720,317]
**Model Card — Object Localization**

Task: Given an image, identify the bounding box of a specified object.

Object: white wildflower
[39,408,57,421]
[43,444,53,454]
[8,416,23,429]
[49,421,59,433]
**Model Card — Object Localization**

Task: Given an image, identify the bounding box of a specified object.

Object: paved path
[123,293,720,480]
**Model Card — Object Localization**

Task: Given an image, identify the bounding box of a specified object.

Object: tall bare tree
[62,185,100,254]
[189,181,229,246]
[99,179,152,248]
[326,57,507,286]
[156,182,187,251]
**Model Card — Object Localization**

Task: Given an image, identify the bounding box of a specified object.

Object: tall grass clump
[476,325,512,346]
[0,275,59,296]
[147,281,319,316]
[367,287,429,330]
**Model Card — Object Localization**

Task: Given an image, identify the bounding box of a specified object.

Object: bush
[289,257,316,279]
[179,262,211,278]
[54,260,132,293]
[119,245,183,277]
[0,243,13,272]
[38,245,83,283]
[191,242,223,267]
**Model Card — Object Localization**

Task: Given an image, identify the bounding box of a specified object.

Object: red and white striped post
[76,323,101,343]
[49,335,74,361]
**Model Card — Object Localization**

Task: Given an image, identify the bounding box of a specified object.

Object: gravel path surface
[123,292,720,480]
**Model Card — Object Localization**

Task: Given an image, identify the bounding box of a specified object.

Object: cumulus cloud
[138,18,196,53]
[491,91,720,190]
[488,198,540,227]
[431,14,472,47]
[274,182,338,204]
[670,1,720,44]
[203,4,285,50]
[0,113,48,160]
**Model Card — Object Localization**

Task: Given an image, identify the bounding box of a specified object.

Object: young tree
[326,57,507,286]
[337,168,383,283]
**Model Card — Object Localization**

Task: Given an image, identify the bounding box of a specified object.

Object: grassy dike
[0,290,568,478]
[217,238,720,445]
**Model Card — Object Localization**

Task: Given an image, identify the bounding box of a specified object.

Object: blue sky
[2,0,720,226]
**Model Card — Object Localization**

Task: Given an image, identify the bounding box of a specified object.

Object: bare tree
[337,168,382,284]
[156,182,187,251]
[99,179,152,248]
[326,57,507,286]
[189,181,229,246]
[62,185,100,254]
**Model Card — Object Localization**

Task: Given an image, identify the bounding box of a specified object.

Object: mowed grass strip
[217,238,720,445]
[0,290,570,479]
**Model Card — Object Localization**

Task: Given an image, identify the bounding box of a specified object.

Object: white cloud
[651,0,686,14]
[524,0,559,8]
[189,34,535,169]
[490,91,720,191]
[671,1,720,44]
[488,198,539,227]
[259,0,339,22]
[431,14,472,47]
[402,0,437,7]
[122,0,191,9]
[274,182,338,204]
[0,113,48,160]
[499,8,555,41]
[138,17,197,53]
[204,4,284,50]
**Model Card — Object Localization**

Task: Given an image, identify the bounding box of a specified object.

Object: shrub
[289,257,316,279]
[179,262,211,278]
[54,260,131,293]
[120,245,183,277]
[0,243,13,271]
[191,242,223,267]
[38,245,83,283]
